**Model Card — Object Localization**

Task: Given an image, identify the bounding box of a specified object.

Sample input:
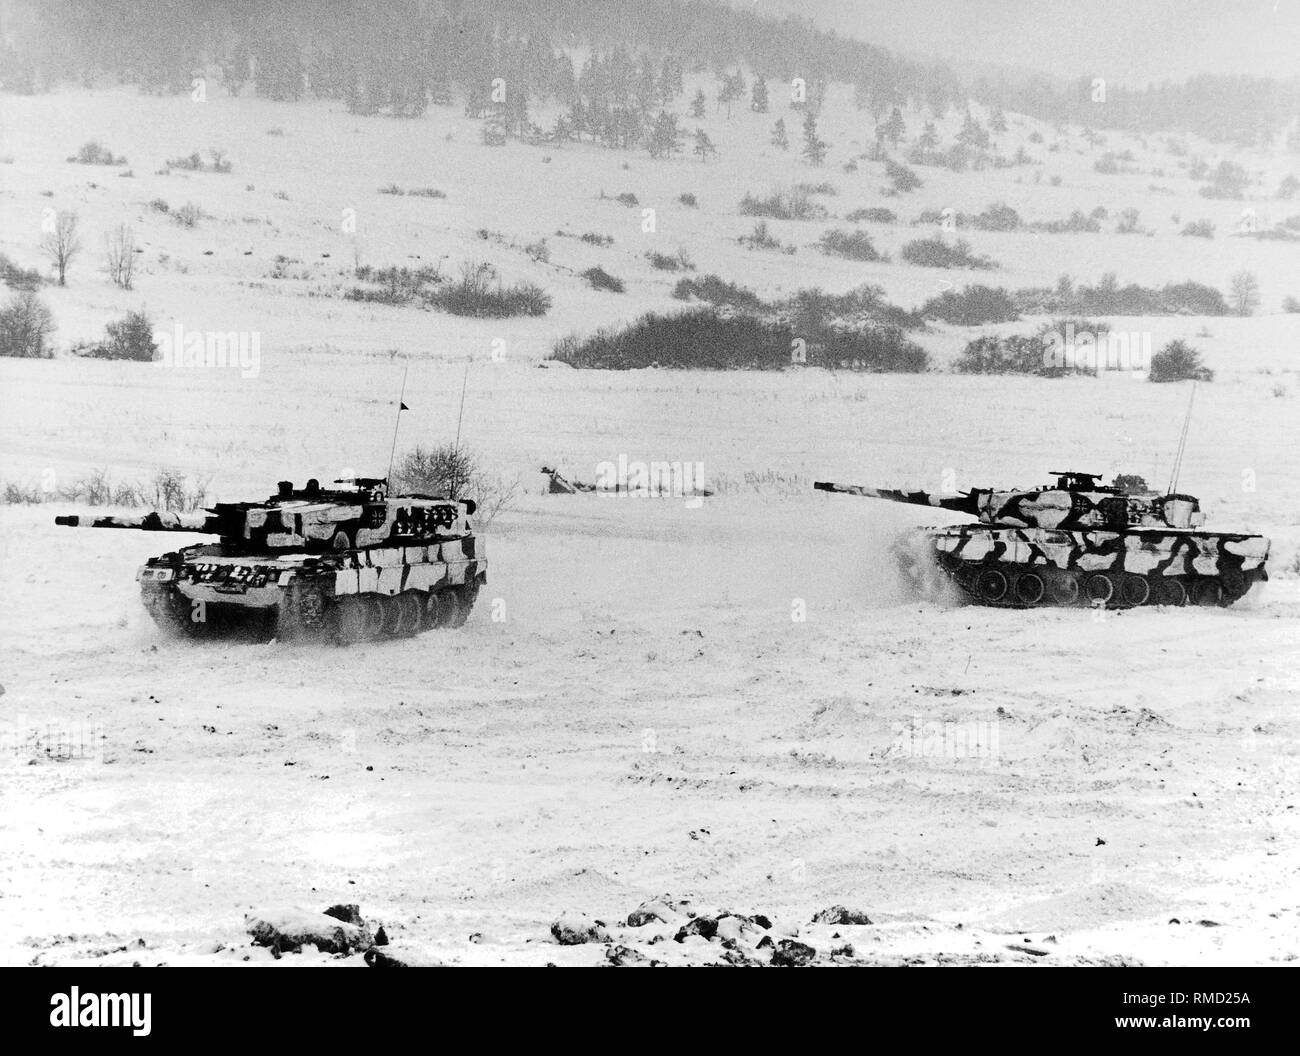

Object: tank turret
[57,477,476,554]
[815,471,1206,531]
[54,476,487,643]
[816,471,1268,609]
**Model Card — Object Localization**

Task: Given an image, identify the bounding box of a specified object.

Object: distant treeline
[0,0,960,122]
[974,72,1300,150]
[2,0,1295,144]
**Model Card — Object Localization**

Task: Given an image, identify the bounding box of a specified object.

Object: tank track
[141,582,481,643]
[927,553,1255,609]
[141,583,208,637]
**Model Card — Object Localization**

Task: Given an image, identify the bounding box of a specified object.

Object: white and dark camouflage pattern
[56,478,486,643]
[815,472,1269,609]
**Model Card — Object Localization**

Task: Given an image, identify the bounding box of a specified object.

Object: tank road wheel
[1191,578,1225,607]
[336,596,382,645]
[142,587,202,637]
[392,592,423,637]
[1151,577,1187,607]
[277,585,328,642]
[377,594,409,638]
[448,583,481,628]
[1046,571,1080,606]
[975,568,1009,604]
[423,590,456,630]
[1220,567,1248,603]
[297,590,326,630]
[335,597,367,644]
[1083,572,1114,606]
[1115,573,1151,609]
[1013,571,1046,607]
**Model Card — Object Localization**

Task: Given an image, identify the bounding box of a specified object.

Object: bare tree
[40,211,81,286]
[105,224,136,290]
[0,289,56,358]
[1229,270,1260,316]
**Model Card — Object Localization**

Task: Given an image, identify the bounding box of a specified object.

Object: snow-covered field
[1,85,1299,966]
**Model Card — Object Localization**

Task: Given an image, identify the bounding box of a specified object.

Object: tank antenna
[451,356,471,497]
[1166,380,1197,496]
[453,356,470,450]
[385,363,409,488]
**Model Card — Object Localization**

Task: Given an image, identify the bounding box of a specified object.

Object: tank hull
[136,537,486,642]
[900,524,1268,608]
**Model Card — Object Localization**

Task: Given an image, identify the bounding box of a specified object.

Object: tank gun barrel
[814,480,982,516]
[55,510,219,533]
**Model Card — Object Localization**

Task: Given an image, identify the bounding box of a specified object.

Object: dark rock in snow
[364,944,444,968]
[606,944,661,967]
[323,903,365,926]
[245,907,373,955]
[771,938,816,966]
[550,914,610,945]
[674,916,719,942]
[627,895,693,927]
[811,905,873,926]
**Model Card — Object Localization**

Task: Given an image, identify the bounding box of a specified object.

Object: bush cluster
[818,228,885,262]
[583,266,625,293]
[920,285,1019,325]
[74,310,158,361]
[67,140,127,165]
[1013,274,1229,315]
[0,290,54,358]
[1149,340,1214,382]
[739,187,828,221]
[550,307,927,372]
[347,261,550,317]
[900,237,996,269]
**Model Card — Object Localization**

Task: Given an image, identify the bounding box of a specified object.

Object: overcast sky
[751,0,1300,85]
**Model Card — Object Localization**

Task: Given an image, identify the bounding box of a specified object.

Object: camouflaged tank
[814,471,1269,608]
[55,477,486,642]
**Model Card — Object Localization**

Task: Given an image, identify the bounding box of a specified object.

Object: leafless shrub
[0,252,43,290]
[105,224,136,289]
[56,467,208,510]
[165,151,203,171]
[172,202,203,228]
[147,468,210,511]
[58,467,117,505]
[0,289,55,357]
[393,444,517,526]
[68,140,126,165]
[2,481,46,504]
[424,260,550,317]
[40,211,81,284]
[1229,270,1260,316]
[711,469,809,496]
